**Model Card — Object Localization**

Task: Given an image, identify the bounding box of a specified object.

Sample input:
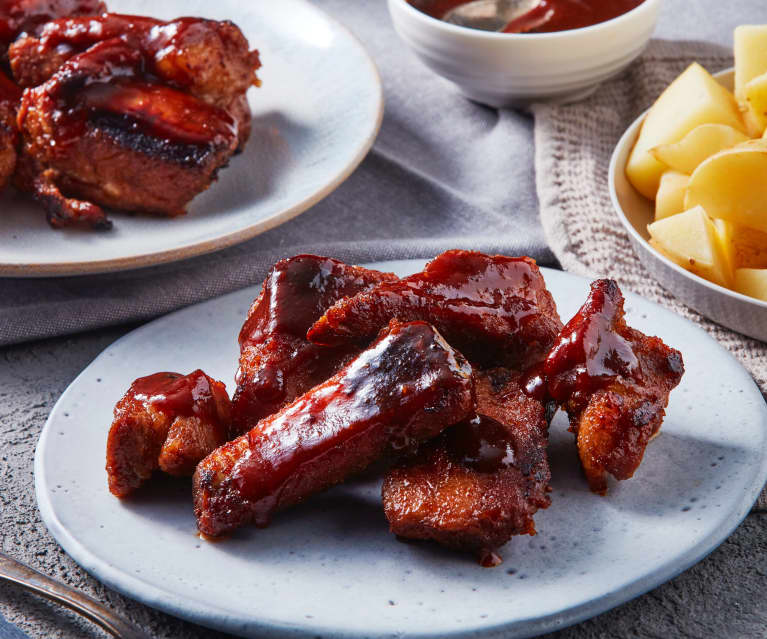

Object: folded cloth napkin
[532,39,767,511]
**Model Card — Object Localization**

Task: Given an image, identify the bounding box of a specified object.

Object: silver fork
[0,552,152,639]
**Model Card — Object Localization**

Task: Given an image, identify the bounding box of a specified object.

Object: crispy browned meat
[9,13,260,107]
[0,70,20,192]
[232,255,399,434]
[526,279,684,494]
[308,250,562,368]
[106,370,232,498]
[9,10,259,228]
[194,320,475,537]
[379,256,561,564]
[16,38,240,228]
[383,368,552,564]
[0,1,106,193]
[0,0,105,47]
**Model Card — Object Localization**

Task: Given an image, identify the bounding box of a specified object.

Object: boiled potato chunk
[734,26,767,98]
[626,63,747,200]
[730,221,767,268]
[685,145,767,232]
[734,268,767,301]
[713,218,767,270]
[650,124,749,174]
[655,171,689,220]
[734,26,767,136]
[647,206,732,287]
[713,219,736,275]
[743,72,767,135]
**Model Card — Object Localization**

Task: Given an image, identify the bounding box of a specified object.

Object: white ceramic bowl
[387,0,661,107]
[610,69,767,343]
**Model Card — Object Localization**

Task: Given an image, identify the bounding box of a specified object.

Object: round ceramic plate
[35,260,767,638]
[0,0,382,277]
[609,69,767,342]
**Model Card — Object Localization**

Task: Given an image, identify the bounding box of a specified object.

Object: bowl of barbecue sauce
[388,0,661,106]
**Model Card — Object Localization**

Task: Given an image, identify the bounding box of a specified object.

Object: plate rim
[0,0,384,279]
[608,68,767,313]
[34,261,767,638]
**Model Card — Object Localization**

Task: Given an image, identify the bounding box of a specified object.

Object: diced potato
[647,206,732,287]
[655,171,689,220]
[685,144,767,232]
[743,71,767,135]
[734,268,767,301]
[711,218,767,270]
[731,222,767,268]
[650,124,749,174]
[713,219,736,275]
[734,26,767,98]
[734,26,767,136]
[626,63,747,200]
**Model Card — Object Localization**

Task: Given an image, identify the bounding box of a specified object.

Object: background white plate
[0,0,383,277]
[609,69,767,343]
[35,260,767,638]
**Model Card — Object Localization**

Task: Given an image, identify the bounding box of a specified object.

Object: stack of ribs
[106,250,684,565]
[0,0,260,229]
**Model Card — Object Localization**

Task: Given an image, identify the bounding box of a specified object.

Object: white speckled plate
[610,69,767,343]
[36,261,767,638]
[0,0,382,277]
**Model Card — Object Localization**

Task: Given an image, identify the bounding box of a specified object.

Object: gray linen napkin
[533,39,767,510]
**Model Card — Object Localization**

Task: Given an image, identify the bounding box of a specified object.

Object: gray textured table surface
[2,0,767,637]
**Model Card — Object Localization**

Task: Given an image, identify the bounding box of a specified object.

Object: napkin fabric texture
[532,39,767,511]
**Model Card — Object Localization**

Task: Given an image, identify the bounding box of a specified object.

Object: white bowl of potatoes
[610,26,767,342]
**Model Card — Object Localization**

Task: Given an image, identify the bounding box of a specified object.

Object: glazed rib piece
[232,255,398,433]
[0,70,20,192]
[380,254,562,564]
[194,320,475,537]
[525,279,684,494]
[106,370,232,498]
[16,37,241,228]
[0,0,101,193]
[308,250,562,368]
[383,368,552,565]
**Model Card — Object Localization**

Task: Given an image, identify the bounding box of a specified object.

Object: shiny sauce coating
[128,370,220,421]
[0,0,105,43]
[307,250,562,369]
[228,321,474,526]
[23,37,236,154]
[35,15,215,90]
[0,70,21,102]
[522,279,639,403]
[409,0,644,33]
[445,413,516,474]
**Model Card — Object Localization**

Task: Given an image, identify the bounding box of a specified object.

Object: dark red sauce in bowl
[408,0,646,33]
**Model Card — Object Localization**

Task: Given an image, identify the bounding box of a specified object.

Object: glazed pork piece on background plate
[13,13,261,228]
[0,0,106,193]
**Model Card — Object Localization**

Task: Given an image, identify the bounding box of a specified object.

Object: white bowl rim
[391,0,661,41]
[609,67,767,312]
